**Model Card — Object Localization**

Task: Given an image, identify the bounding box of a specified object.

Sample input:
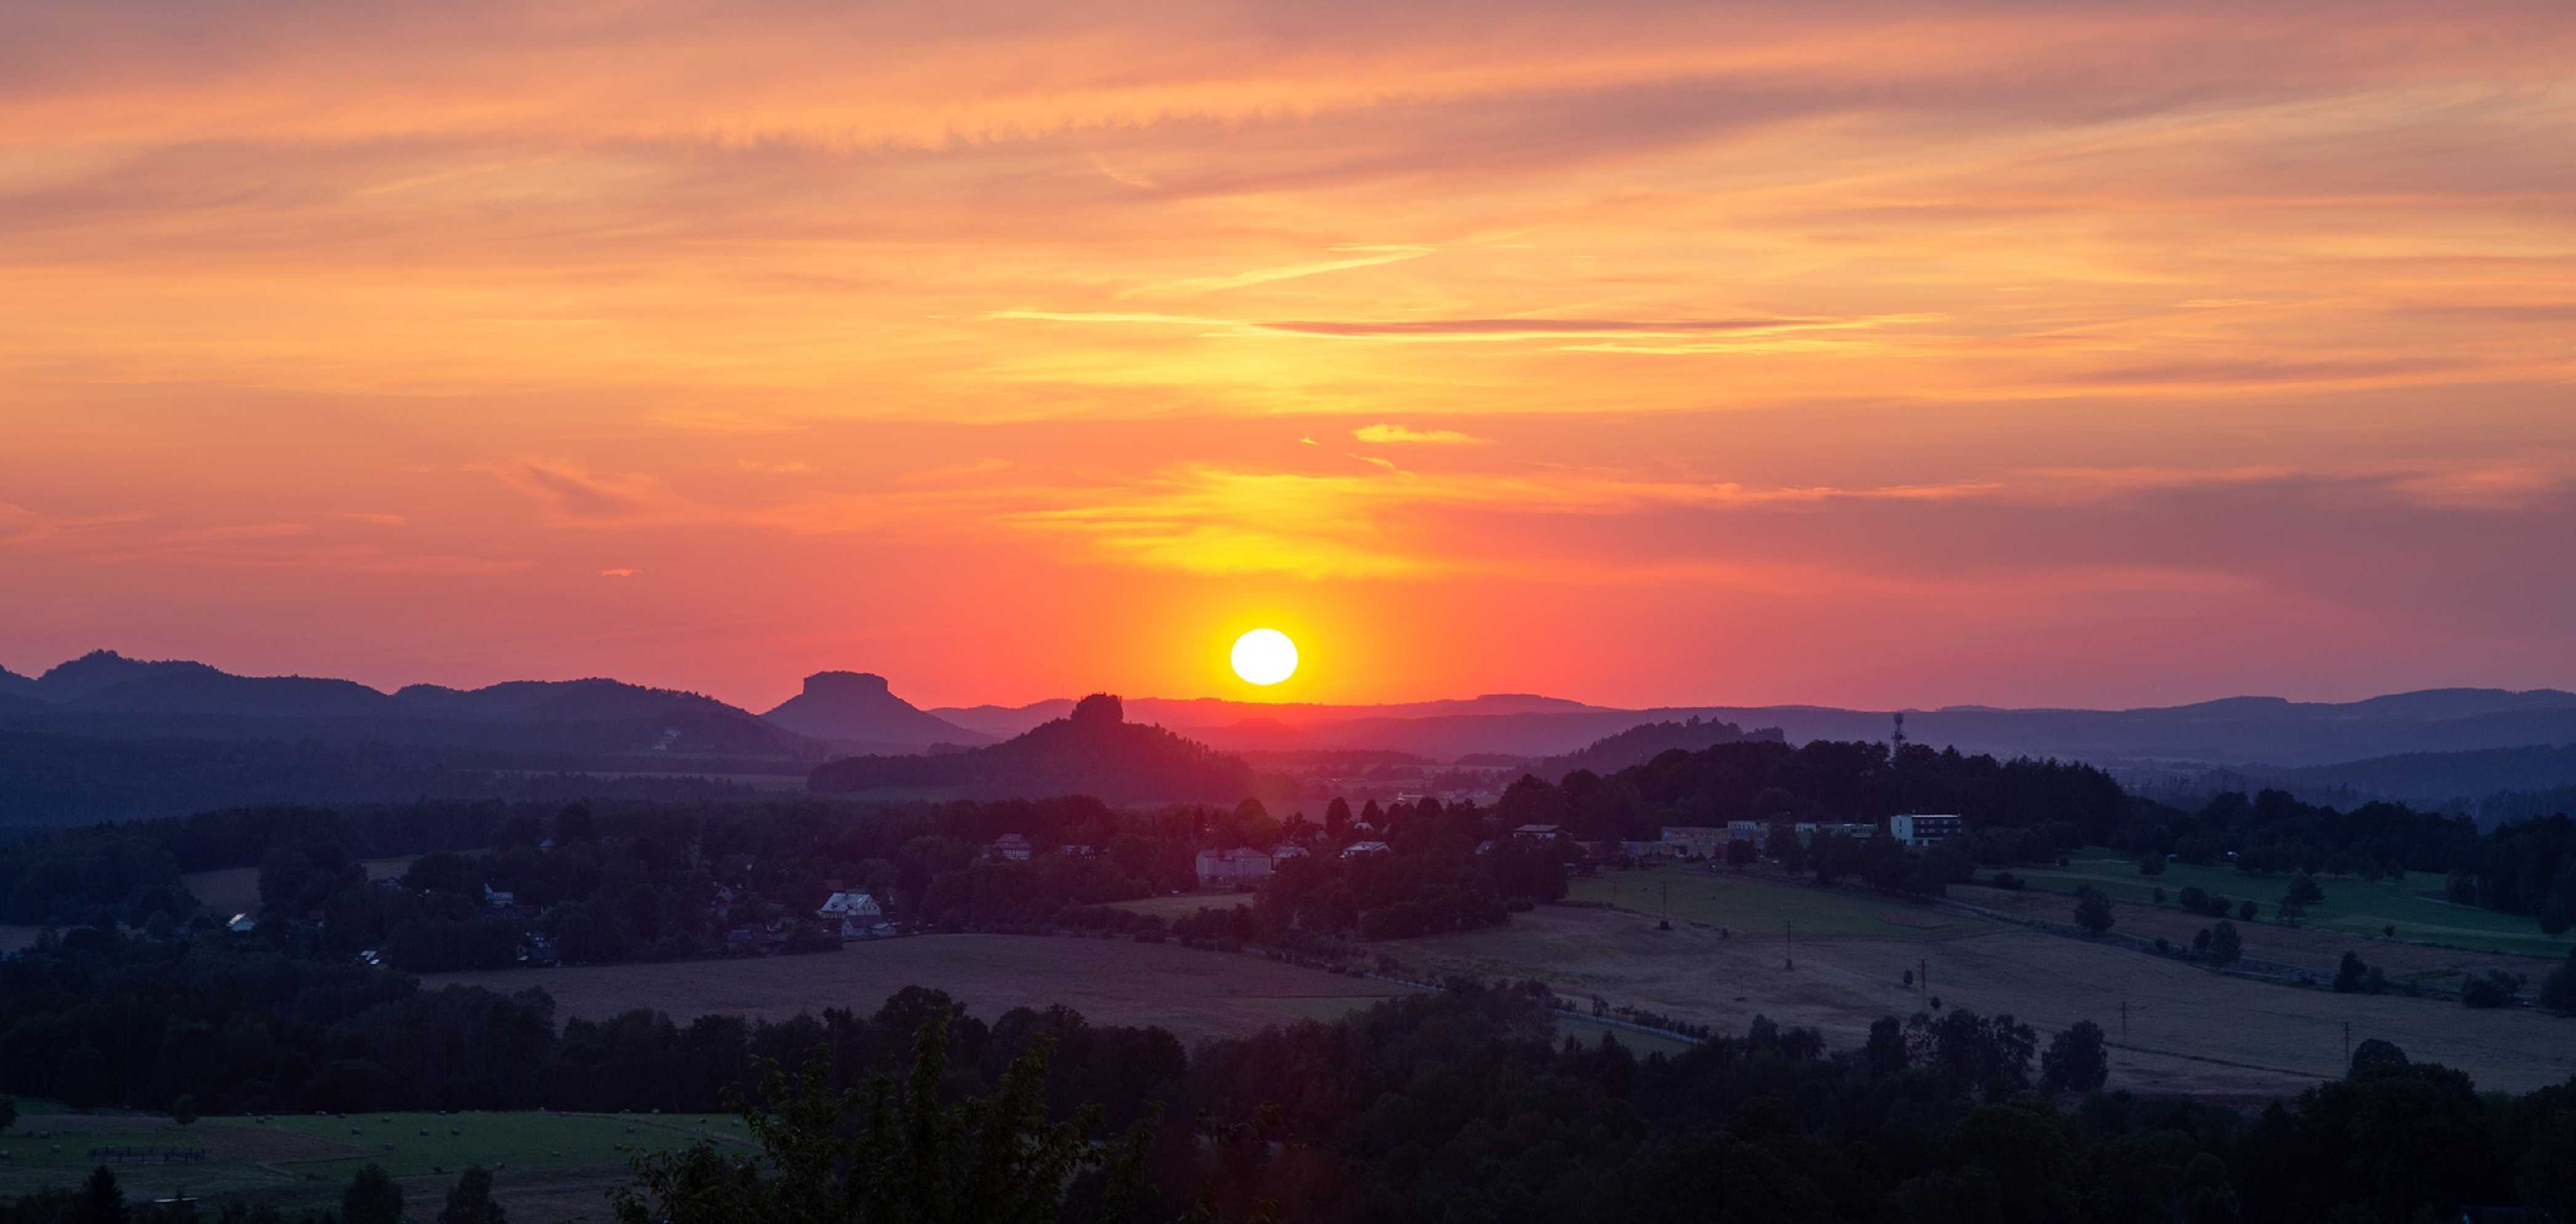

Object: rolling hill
[808,693,1254,802]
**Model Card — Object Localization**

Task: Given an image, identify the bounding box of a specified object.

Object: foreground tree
[2039,1020,2109,1094]
[439,1166,508,1224]
[343,1163,405,1224]
[614,1012,1153,1224]
[79,1166,128,1224]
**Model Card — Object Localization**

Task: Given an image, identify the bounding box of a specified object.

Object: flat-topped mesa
[801,671,892,698]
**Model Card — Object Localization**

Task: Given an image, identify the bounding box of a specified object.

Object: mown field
[0,1108,743,1220]
[429,933,1411,1046]
[2003,850,2575,958]
[1389,900,2576,1100]
[1569,866,2000,942]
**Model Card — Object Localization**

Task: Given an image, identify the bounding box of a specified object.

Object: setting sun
[1230,628,1299,686]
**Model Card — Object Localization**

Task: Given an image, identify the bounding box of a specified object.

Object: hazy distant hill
[809,693,1254,802]
[0,666,38,701]
[33,650,397,717]
[761,671,989,748]
[394,676,742,722]
[0,650,824,775]
[1531,717,1787,780]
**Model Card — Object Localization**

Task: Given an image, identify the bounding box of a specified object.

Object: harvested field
[1570,866,2000,941]
[428,934,1410,1045]
[0,1110,738,1217]
[1387,905,2576,1099]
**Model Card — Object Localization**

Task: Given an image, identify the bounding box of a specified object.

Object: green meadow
[2008,851,2575,958]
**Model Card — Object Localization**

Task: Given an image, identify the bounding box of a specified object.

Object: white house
[989,833,1034,862]
[225,913,258,934]
[1339,840,1392,858]
[1195,847,1274,887]
[1661,826,1727,857]
[1889,814,1964,848]
[482,883,516,908]
[817,891,882,922]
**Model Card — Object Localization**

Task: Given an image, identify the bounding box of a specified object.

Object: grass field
[1569,866,2000,942]
[428,934,1411,1045]
[0,1109,744,1218]
[2005,851,2575,958]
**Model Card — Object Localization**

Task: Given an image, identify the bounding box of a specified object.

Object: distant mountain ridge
[4,647,2574,807]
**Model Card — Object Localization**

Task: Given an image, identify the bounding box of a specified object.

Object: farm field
[1950,881,2561,988]
[0,1108,742,1220]
[183,855,419,918]
[1569,866,2001,942]
[1388,903,2576,1100]
[2003,851,2575,958]
[428,934,1411,1045]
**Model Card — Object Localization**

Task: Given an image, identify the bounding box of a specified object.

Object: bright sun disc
[1230,628,1298,686]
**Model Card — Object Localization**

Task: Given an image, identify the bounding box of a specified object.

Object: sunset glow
[4,1,2574,709]
[1230,629,1299,688]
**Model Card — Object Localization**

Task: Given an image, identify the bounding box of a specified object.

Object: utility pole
[2343,1021,2351,1068]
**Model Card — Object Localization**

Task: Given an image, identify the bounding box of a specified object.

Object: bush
[2138,854,2166,877]
[2237,900,2259,922]
[2462,970,2525,1009]
[2203,921,2243,967]
[2540,950,2576,1014]
[2073,886,2114,937]
[1988,871,2025,891]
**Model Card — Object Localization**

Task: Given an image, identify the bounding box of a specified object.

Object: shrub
[2462,970,2524,1009]
[2073,886,2115,937]
[2204,921,2243,967]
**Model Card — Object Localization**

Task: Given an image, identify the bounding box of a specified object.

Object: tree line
[9,972,2575,1223]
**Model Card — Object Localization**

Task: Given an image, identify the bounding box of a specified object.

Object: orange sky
[4,1,2574,711]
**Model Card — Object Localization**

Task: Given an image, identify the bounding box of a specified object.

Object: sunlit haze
[6,1,2574,710]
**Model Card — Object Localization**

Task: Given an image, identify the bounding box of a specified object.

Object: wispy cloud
[1122,246,1434,298]
[1354,424,1491,446]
